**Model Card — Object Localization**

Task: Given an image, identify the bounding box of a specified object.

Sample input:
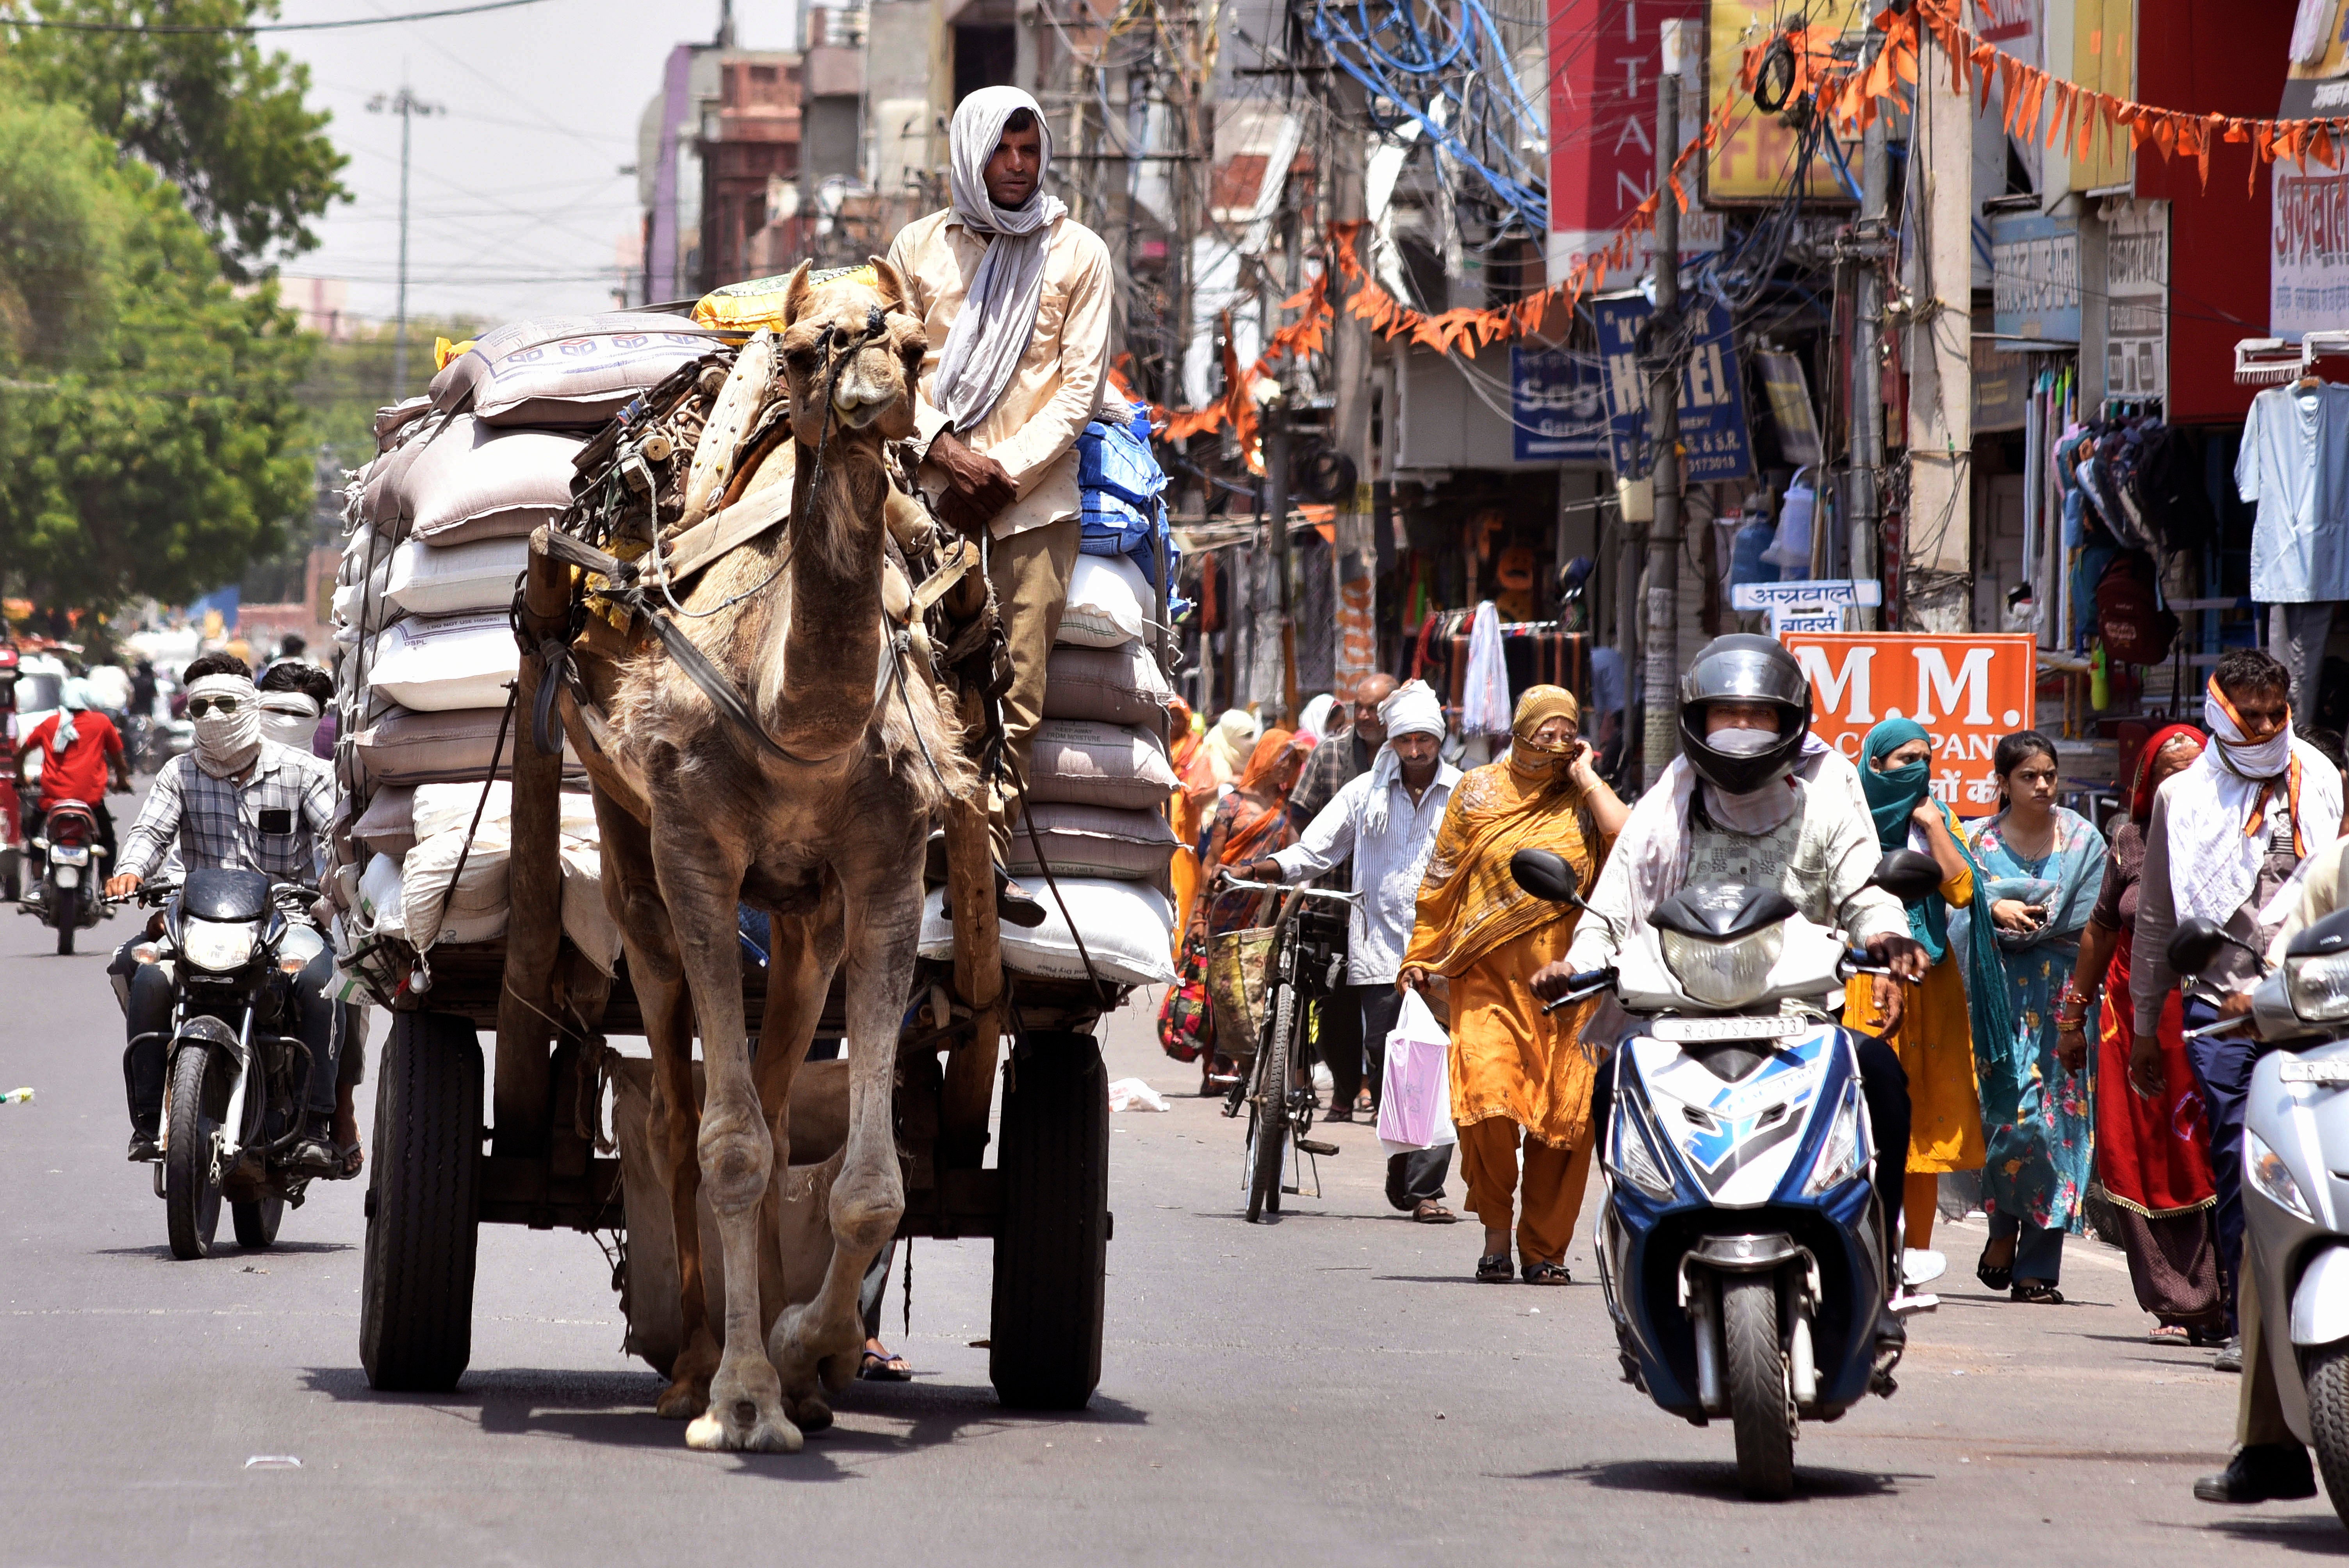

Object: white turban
[932,87,1067,433]
[1378,679,1445,741]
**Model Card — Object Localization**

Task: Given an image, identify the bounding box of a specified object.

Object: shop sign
[1547,0,1720,278]
[1509,346,1610,463]
[1755,350,1823,465]
[1777,632,2036,816]
[1594,294,1755,483]
[1990,211,2081,344]
[2104,201,2167,401]
[2273,162,2349,338]
[1702,0,1866,205]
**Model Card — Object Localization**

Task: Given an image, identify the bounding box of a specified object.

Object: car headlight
[1657,925,1786,1009]
[180,917,256,973]
[1606,1091,1679,1201]
[1804,1089,1866,1195]
[2247,1128,2315,1222]
[2288,951,2349,1023]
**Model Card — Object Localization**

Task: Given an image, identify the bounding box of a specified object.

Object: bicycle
[1214,875,1360,1223]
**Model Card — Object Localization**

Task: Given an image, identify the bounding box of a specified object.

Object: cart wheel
[360,1010,481,1392]
[990,1029,1109,1411]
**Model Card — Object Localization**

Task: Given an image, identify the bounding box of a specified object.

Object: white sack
[1025,719,1180,809]
[1039,643,1174,727]
[384,535,532,617]
[431,312,709,427]
[399,820,512,948]
[918,876,1174,985]
[1056,551,1152,648]
[395,414,584,546]
[368,610,520,713]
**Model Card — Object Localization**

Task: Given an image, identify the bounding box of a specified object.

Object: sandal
[1975,1240,2015,1292]
[1522,1260,1572,1286]
[2149,1324,2190,1345]
[1323,1107,1353,1124]
[1475,1252,1514,1283]
[857,1348,914,1381]
[1412,1200,1458,1224]
[337,1142,364,1180]
[2010,1282,2065,1304]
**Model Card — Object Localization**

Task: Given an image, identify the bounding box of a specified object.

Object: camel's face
[776,262,924,442]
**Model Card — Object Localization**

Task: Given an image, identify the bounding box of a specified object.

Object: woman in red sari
[2057,725,2226,1343]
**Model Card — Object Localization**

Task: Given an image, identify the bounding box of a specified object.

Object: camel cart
[350,333,1173,1417]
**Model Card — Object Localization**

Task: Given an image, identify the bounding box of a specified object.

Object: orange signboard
[1780,633,2037,817]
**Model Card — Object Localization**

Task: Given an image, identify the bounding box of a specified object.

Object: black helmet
[1677,634,1812,795]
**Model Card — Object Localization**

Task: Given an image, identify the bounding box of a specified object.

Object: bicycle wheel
[1246,978,1295,1222]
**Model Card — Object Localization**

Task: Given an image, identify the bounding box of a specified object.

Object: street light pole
[369,84,443,401]
[1640,21,1687,787]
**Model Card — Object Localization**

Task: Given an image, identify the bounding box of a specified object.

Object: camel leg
[595,794,720,1421]
[768,863,917,1407]
[752,893,845,1431]
[655,825,797,1454]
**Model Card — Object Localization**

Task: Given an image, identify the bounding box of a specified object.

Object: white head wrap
[2164,682,2344,928]
[187,674,263,779]
[1296,692,1337,743]
[1364,681,1448,834]
[258,690,323,752]
[1200,708,1260,786]
[932,87,1068,433]
[49,677,88,752]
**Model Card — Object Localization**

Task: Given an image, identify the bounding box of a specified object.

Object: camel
[587,260,971,1452]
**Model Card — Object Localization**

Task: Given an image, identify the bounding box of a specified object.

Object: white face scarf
[1698,725,1798,834]
[2165,682,2344,928]
[258,691,322,752]
[187,675,263,779]
[932,87,1068,434]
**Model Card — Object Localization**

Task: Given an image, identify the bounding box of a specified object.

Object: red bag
[1157,927,1214,1062]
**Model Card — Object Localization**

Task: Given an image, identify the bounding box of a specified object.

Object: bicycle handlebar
[1215,875,1360,902]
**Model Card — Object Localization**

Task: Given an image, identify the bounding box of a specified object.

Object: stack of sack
[325,313,718,989]
[920,399,1182,989]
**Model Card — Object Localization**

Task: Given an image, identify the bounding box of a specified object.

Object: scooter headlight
[1803,1088,1867,1196]
[180,917,256,973]
[2247,1128,2315,1222]
[2288,951,2349,1024]
[1606,1091,1679,1201]
[1657,925,1786,1009]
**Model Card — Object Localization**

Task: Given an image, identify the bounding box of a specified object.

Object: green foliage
[0,85,317,616]
[4,0,351,279]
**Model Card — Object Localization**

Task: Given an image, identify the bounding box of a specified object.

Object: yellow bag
[1206,926,1277,1063]
[692,263,878,333]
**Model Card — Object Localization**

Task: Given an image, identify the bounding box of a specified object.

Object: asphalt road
[2,878,2342,1565]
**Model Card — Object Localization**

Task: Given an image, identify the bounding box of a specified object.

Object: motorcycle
[1510,846,1943,1499]
[21,798,111,954]
[2171,906,2349,1526]
[121,870,328,1259]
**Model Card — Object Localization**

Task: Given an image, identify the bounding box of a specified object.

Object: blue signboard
[1509,346,1609,462]
[1593,295,1755,484]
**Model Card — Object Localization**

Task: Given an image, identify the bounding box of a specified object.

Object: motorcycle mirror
[2167,916,2230,978]
[1868,849,1943,904]
[1510,848,1586,907]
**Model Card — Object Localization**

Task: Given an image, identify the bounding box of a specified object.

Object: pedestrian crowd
[1160,638,2349,1507]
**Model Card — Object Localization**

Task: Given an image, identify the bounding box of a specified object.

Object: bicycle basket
[1206,925,1278,1062]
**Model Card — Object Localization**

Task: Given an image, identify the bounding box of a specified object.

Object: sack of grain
[1056,551,1151,649]
[352,784,418,861]
[399,819,512,948]
[1040,643,1173,727]
[918,876,1174,985]
[367,610,519,712]
[352,706,575,787]
[1025,718,1179,809]
[430,312,712,427]
[383,535,531,618]
[1005,801,1177,881]
[393,415,583,547]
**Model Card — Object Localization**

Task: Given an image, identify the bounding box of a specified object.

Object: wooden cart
[353,539,1163,1413]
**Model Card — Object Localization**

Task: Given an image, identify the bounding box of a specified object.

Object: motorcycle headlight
[1657,925,1786,1009]
[2247,1128,2316,1222]
[180,916,257,973]
[2288,951,2349,1024]
[1606,1091,1679,1201]
[1803,1088,1867,1196]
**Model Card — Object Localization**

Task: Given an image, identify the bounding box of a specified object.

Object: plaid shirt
[1289,728,1373,823]
[118,744,334,885]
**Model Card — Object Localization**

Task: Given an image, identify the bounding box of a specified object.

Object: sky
[271,0,800,330]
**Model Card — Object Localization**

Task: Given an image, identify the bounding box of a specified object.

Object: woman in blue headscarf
[1841,718,2001,1287]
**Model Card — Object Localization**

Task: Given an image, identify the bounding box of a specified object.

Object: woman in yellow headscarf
[1399,686,1629,1285]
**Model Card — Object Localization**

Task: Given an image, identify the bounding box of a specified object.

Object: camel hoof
[685,1401,804,1454]
[654,1378,709,1420]
[790,1394,834,1433]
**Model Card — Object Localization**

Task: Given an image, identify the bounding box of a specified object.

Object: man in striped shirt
[103,651,345,1171]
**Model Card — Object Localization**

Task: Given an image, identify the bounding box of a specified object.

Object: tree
[4,0,350,279]
[0,84,317,617]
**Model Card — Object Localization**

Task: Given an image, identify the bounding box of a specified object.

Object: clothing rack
[1409,609,1591,719]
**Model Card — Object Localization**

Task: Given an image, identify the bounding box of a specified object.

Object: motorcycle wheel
[1246,980,1294,1223]
[2305,1342,2349,1527]
[232,1194,284,1249]
[52,886,77,955]
[164,1047,226,1260]
[1721,1274,1797,1500]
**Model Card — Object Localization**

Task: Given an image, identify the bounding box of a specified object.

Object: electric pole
[1640,20,1687,786]
[1846,23,1889,631]
[369,83,443,401]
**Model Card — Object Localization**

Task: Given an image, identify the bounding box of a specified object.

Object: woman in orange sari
[1194,729,1307,937]
[1166,699,1219,929]
[1399,687,1629,1284]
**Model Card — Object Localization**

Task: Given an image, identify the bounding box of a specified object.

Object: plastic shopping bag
[1377,989,1458,1158]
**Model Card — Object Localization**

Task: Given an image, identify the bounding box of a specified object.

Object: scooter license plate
[1650,1014,1809,1043]
[2279,1060,2349,1085]
[52,866,79,889]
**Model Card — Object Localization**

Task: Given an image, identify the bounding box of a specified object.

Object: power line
[0,0,554,32]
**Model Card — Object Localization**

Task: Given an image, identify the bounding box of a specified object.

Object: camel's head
[774,259,925,442]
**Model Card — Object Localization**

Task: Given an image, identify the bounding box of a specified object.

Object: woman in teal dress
[1964,730,2108,1303]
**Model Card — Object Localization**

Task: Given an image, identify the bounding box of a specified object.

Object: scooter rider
[100,652,347,1174]
[1530,635,1928,1261]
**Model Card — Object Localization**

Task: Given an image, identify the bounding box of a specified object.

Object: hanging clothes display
[2237,380,2349,715]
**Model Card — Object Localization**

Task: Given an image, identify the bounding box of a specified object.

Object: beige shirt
[886,208,1115,539]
